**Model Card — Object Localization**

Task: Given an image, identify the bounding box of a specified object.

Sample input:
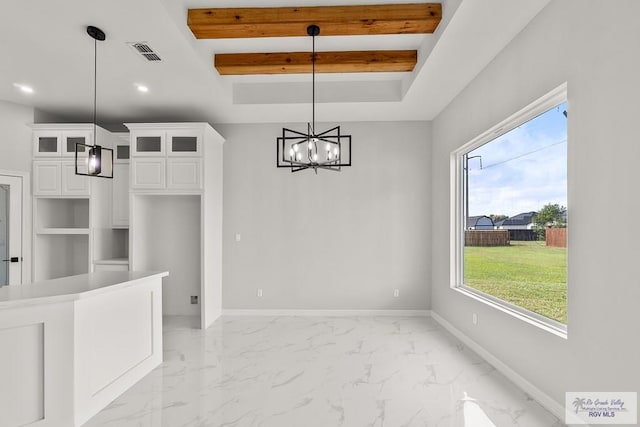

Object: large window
[453,86,568,333]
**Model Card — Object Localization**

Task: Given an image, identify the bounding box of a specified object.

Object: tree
[533,203,566,240]
[489,214,508,222]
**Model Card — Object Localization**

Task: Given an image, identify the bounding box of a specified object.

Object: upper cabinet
[31,124,111,196]
[125,123,209,192]
[131,131,165,157]
[33,124,95,157]
[167,130,201,156]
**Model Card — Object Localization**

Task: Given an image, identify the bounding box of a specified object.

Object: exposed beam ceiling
[215,50,417,75]
[188,3,442,39]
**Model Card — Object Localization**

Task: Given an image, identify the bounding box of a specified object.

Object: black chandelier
[276,25,352,173]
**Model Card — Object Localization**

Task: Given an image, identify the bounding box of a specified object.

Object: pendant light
[276,25,352,173]
[75,25,113,179]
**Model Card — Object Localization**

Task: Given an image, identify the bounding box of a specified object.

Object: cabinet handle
[1,257,19,263]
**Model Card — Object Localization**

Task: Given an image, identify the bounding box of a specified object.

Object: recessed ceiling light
[13,83,34,94]
[135,84,149,93]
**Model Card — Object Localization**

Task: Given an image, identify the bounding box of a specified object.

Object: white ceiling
[0,0,550,127]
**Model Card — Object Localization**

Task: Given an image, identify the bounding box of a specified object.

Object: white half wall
[220,121,431,310]
[431,0,640,411]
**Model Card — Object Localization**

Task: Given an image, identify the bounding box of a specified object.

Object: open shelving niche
[33,197,91,281]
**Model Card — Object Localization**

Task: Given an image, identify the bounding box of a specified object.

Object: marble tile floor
[85,316,564,427]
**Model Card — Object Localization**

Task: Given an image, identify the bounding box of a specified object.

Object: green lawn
[464,241,567,323]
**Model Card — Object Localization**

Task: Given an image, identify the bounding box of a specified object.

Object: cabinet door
[131,158,166,189]
[61,130,93,157]
[112,163,130,227]
[167,130,202,157]
[33,131,62,157]
[114,143,130,163]
[61,160,91,195]
[167,158,201,190]
[33,161,61,195]
[131,132,165,157]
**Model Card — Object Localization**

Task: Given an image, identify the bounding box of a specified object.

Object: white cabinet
[33,161,60,195]
[61,161,91,195]
[33,126,93,157]
[113,135,131,162]
[31,123,127,282]
[126,122,224,329]
[33,160,90,196]
[131,132,165,157]
[111,133,130,228]
[112,164,130,227]
[31,124,108,196]
[167,158,201,189]
[131,158,166,189]
[167,130,201,156]
[127,124,203,191]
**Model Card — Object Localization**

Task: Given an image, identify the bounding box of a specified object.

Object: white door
[0,175,23,286]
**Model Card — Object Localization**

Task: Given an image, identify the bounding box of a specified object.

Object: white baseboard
[430,311,567,423]
[222,309,431,317]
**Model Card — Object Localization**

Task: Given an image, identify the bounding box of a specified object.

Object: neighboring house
[498,211,538,230]
[466,215,495,230]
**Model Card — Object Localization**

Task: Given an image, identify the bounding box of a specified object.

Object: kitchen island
[0,271,167,427]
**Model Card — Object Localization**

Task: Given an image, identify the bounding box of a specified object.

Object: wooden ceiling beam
[188,3,441,39]
[215,50,418,75]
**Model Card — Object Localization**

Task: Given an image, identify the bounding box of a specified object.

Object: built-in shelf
[35,198,90,229]
[94,258,128,265]
[37,228,90,235]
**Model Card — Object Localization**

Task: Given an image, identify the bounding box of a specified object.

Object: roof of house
[466,215,495,228]
[502,211,537,226]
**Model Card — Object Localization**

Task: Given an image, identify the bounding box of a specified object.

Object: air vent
[127,42,162,62]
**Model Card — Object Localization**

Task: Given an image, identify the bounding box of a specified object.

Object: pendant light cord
[93,37,97,141]
[312,32,315,133]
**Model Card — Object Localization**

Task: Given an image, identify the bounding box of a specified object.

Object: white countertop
[0,271,168,309]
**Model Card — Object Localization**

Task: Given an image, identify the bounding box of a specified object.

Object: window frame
[450,83,568,338]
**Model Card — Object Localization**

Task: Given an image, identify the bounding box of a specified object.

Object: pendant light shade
[75,25,113,179]
[276,25,352,173]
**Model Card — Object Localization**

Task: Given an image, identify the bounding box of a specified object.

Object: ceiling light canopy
[277,25,352,173]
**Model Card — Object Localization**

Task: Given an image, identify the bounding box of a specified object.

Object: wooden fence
[465,230,510,247]
[546,227,567,248]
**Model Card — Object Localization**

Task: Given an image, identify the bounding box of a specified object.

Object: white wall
[220,121,431,310]
[431,0,640,410]
[0,100,33,173]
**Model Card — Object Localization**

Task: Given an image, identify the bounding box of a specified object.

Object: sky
[467,102,567,218]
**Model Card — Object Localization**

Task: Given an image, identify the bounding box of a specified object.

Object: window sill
[452,286,568,340]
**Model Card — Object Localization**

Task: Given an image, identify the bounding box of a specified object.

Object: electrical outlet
[393,289,400,297]
[472,313,478,325]
[191,295,198,304]
[257,288,263,297]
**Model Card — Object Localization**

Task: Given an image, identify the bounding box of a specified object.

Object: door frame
[0,170,31,284]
